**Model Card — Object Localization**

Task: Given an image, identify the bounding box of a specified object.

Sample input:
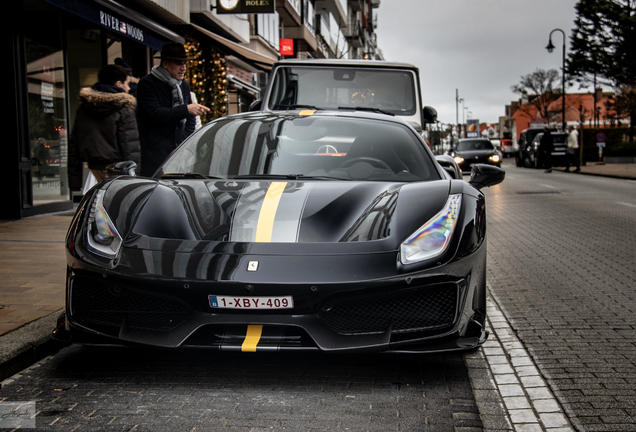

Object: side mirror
[423,106,437,124]
[249,99,263,111]
[106,161,137,178]
[469,164,505,190]
[435,154,462,179]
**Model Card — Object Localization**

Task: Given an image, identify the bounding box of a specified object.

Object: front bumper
[58,262,487,353]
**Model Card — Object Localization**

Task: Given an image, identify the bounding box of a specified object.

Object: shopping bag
[82,171,98,195]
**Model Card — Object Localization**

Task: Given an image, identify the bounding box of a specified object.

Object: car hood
[101,178,453,249]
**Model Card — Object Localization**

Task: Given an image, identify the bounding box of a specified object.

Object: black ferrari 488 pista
[55,109,504,354]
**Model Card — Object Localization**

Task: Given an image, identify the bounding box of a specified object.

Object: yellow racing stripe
[241,325,263,352]
[255,181,287,242]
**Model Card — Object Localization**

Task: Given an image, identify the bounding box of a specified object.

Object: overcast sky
[374,0,580,125]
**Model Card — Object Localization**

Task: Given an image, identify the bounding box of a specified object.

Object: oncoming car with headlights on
[450,138,501,173]
[55,109,505,354]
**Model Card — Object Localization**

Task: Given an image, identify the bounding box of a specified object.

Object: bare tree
[511,69,562,120]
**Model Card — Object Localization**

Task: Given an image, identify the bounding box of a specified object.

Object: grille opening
[318,284,459,336]
[70,275,192,332]
[183,325,311,349]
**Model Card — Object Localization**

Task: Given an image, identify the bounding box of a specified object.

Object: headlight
[453,156,464,164]
[85,189,122,259]
[489,154,501,163]
[400,194,461,265]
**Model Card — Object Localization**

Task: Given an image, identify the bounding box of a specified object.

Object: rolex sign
[216,0,276,14]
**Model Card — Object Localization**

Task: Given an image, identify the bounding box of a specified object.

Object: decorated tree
[212,53,228,118]
[184,36,228,123]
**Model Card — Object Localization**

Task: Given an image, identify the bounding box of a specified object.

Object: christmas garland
[184,36,228,122]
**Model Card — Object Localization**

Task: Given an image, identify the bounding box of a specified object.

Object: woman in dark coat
[68,64,140,191]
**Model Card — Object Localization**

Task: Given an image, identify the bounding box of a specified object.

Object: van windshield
[267,66,417,116]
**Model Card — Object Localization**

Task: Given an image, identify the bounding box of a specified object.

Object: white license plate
[209,295,294,310]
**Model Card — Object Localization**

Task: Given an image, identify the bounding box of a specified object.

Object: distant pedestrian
[32,138,49,179]
[136,42,210,177]
[538,126,554,173]
[565,125,581,172]
[68,64,141,191]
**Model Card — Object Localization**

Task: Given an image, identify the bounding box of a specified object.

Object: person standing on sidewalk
[538,126,554,173]
[565,125,581,172]
[136,42,209,177]
[68,64,141,191]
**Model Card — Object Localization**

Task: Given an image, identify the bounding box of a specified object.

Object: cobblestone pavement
[0,346,482,431]
[483,160,636,432]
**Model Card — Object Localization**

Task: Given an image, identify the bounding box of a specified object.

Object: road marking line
[617,201,636,208]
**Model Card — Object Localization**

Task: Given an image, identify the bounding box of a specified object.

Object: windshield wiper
[338,106,395,116]
[273,104,322,110]
[233,174,349,181]
[160,173,220,179]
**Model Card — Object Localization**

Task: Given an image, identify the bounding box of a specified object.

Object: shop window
[25,26,69,205]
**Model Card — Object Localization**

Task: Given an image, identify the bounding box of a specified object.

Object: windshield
[553,134,568,144]
[267,66,417,116]
[457,140,494,151]
[158,114,439,182]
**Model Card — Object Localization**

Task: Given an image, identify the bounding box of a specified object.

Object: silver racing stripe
[270,182,313,242]
[229,182,313,243]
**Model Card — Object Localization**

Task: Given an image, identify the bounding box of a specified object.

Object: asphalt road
[483,160,636,432]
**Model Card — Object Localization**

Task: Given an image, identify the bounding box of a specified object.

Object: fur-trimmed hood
[78,87,137,118]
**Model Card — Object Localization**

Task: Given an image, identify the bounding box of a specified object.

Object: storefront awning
[192,24,277,72]
[228,75,261,97]
[43,0,184,51]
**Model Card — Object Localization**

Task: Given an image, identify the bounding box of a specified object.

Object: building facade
[508,92,629,141]
[7,0,382,220]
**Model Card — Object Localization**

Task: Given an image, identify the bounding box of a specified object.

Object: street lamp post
[455,89,460,146]
[463,106,468,137]
[459,98,465,138]
[546,28,566,131]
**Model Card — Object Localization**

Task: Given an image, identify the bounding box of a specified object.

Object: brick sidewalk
[0,213,71,336]
[575,162,636,179]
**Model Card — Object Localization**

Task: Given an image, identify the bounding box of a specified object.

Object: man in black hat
[137,42,209,176]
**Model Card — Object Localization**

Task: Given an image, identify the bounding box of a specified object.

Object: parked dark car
[449,138,501,173]
[527,132,569,168]
[55,109,505,354]
[515,127,556,167]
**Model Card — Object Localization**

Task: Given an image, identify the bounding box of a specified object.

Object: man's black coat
[137,73,195,176]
